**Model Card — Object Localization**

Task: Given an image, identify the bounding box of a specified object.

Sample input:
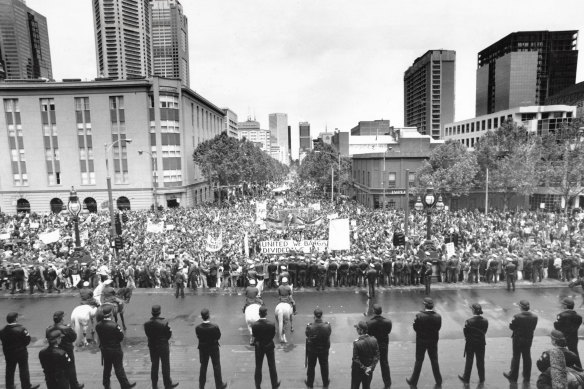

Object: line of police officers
[1,294,583,389]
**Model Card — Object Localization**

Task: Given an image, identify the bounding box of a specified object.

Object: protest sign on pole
[445,242,455,258]
[206,233,223,252]
[39,230,60,244]
[256,201,267,221]
[328,218,350,251]
[146,220,164,234]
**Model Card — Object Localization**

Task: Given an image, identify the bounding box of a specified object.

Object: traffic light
[115,213,122,236]
[114,236,123,250]
[121,213,129,223]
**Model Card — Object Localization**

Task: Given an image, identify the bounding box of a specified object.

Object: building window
[408,172,416,185]
[75,97,95,185]
[40,98,60,186]
[109,96,129,184]
[387,172,396,187]
[4,99,28,186]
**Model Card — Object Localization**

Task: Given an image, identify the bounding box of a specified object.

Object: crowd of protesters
[1,181,584,295]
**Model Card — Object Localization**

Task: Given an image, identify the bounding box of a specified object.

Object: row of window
[444,115,512,137]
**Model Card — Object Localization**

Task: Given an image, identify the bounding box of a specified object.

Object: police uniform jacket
[367,315,392,346]
[554,309,583,344]
[245,286,259,300]
[251,318,276,351]
[305,318,331,354]
[46,323,77,353]
[12,267,25,281]
[95,318,124,351]
[352,334,379,370]
[509,311,538,344]
[196,322,221,350]
[463,315,488,348]
[79,287,94,301]
[144,317,172,349]
[0,323,31,357]
[413,310,441,344]
[278,284,292,298]
[39,345,71,380]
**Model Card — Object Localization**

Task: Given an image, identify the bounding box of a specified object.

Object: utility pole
[485,167,489,215]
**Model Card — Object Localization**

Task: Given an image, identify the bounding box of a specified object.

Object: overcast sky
[26,0,584,136]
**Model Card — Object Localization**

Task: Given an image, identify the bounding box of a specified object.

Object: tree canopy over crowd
[298,143,352,195]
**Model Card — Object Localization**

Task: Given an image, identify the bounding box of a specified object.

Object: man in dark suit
[195,309,227,389]
[406,297,442,387]
[504,300,538,383]
[0,312,40,389]
[351,321,379,389]
[553,297,582,367]
[46,311,84,389]
[367,304,392,389]
[95,305,136,389]
[251,306,280,389]
[144,305,179,389]
[459,303,488,384]
[305,308,331,389]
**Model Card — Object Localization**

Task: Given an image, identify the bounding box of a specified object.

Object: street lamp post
[382,146,392,210]
[105,138,132,258]
[138,150,158,210]
[414,187,445,241]
[67,186,81,249]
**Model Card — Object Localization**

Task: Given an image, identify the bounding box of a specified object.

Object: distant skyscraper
[476,30,578,116]
[151,0,189,86]
[222,108,238,137]
[92,0,153,79]
[299,122,311,151]
[269,113,289,164]
[0,0,52,79]
[404,50,455,139]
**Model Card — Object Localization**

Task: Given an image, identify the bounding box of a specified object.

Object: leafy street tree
[474,121,541,210]
[193,132,288,201]
[538,118,584,213]
[413,139,479,204]
[298,143,352,196]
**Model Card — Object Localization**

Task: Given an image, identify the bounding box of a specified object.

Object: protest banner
[259,240,328,254]
[146,220,164,234]
[166,224,175,231]
[445,242,455,257]
[29,222,40,229]
[206,233,223,252]
[328,218,350,250]
[256,201,267,220]
[39,230,60,244]
[327,213,339,220]
[0,232,10,240]
[309,202,321,211]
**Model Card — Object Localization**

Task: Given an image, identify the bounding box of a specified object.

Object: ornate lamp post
[414,187,445,242]
[67,187,82,249]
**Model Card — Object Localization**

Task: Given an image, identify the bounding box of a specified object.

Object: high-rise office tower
[92,0,153,79]
[269,113,289,164]
[476,30,578,116]
[299,122,311,152]
[0,0,52,79]
[151,0,189,86]
[404,50,455,139]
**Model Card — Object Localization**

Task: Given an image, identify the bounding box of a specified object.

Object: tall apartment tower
[476,30,578,116]
[404,50,455,139]
[0,0,52,80]
[151,0,189,86]
[299,122,311,152]
[269,113,289,164]
[92,0,153,79]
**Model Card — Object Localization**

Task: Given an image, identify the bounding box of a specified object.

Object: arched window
[83,197,98,213]
[50,198,64,214]
[117,196,131,211]
[16,198,30,214]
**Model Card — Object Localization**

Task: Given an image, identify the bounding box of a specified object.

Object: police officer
[316,260,327,291]
[351,321,379,389]
[174,268,186,298]
[79,281,99,306]
[553,297,582,367]
[46,311,84,389]
[28,265,45,294]
[195,308,228,389]
[0,312,40,389]
[95,305,136,389]
[504,300,538,383]
[366,304,392,389]
[243,278,263,313]
[10,263,25,294]
[39,330,71,389]
[459,303,488,384]
[278,277,296,314]
[506,258,517,291]
[144,305,179,389]
[251,306,280,389]
[305,308,331,389]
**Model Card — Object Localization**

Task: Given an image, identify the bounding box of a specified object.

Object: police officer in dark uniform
[327,258,338,288]
[288,257,298,287]
[251,306,280,389]
[46,311,83,389]
[195,308,228,389]
[348,259,358,287]
[10,263,25,294]
[553,297,582,367]
[144,305,179,389]
[459,303,488,384]
[381,256,392,287]
[366,263,378,298]
[39,330,71,389]
[351,321,379,389]
[79,281,99,306]
[316,261,327,291]
[339,257,349,287]
[0,312,40,389]
[504,300,538,383]
[505,258,517,291]
[174,269,186,298]
[95,305,136,389]
[406,298,442,387]
[366,304,392,389]
[305,308,331,389]
[28,265,45,294]
[297,256,308,288]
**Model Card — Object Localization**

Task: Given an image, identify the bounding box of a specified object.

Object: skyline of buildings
[0,0,52,80]
[404,49,456,140]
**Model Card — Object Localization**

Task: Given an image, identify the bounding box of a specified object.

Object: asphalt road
[1,283,582,389]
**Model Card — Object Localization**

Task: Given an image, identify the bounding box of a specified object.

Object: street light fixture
[415,187,444,241]
[138,150,158,210]
[67,186,81,249]
[105,138,132,259]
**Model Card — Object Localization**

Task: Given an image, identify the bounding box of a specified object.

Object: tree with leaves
[298,143,352,196]
[538,118,584,213]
